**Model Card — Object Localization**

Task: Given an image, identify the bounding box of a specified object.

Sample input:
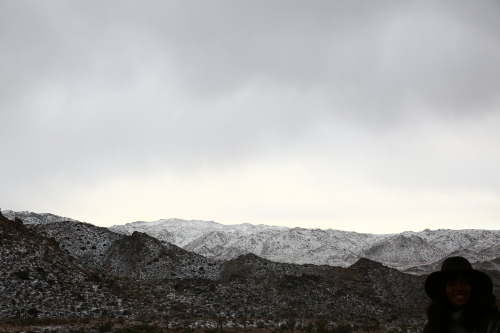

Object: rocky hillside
[0,210,433,330]
[2,210,499,332]
[2,210,79,224]
[212,254,428,325]
[32,221,221,280]
[0,212,123,319]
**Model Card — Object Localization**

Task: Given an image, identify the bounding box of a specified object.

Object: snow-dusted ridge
[2,210,80,224]
[5,210,500,272]
[109,217,500,271]
[110,218,289,247]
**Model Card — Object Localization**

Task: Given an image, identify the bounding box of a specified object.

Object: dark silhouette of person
[423,256,500,333]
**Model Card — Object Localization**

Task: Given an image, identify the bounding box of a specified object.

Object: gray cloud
[1,1,500,228]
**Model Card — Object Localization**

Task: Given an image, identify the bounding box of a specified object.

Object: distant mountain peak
[350,257,384,268]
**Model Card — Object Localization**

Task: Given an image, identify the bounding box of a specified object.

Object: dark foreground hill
[0,212,122,319]
[2,211,497,332]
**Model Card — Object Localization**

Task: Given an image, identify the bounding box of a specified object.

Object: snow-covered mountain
[109,219,385,266]
[363,230,500,272]
[5,210,499,272]
[110,218,500,271]
[109,218,287,248]
[3,210,79,224]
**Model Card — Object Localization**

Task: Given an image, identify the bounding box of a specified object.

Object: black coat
[423,316,499,333]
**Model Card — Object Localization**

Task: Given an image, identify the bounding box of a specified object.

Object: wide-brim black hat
[425,256,493,299]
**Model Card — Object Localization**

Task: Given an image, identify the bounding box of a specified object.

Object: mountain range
[110,218,500,274]
[6,210,498,273]
[1,209,499,332]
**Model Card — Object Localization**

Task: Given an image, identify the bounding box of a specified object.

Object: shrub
[13,270,30,280]
[335,325,352,333]
[27,308,39,317]
[97,321,114,332]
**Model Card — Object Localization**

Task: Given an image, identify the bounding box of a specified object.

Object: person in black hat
[423,256,500,333]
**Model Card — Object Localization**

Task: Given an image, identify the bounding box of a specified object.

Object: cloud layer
[2,1,500,232]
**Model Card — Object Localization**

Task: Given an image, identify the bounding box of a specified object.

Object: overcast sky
[2,0,500,233]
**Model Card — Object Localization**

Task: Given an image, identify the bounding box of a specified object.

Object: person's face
[445,276,471,309]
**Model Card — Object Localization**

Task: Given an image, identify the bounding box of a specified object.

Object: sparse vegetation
[3,210,496,333]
